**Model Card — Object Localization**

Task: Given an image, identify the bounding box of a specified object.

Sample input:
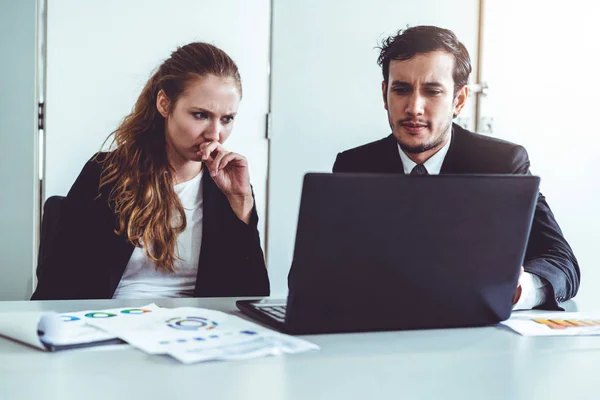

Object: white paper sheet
[168,330,319,364]
[0,311,56,350]
[86,307,230,354]
[0,303,159,351]
[44,303,160,347]
[87,306,320,363]
[502,312,600,336]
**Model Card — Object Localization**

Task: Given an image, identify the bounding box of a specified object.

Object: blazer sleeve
[219,191,270,297]
[31,154,104,300]
[511,145,580,310]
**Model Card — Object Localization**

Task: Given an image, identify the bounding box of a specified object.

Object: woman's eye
[192,112,208,119]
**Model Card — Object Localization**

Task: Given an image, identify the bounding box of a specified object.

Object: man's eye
[222,116,234,124]
[393,88,409,94]
[427,90,442,96]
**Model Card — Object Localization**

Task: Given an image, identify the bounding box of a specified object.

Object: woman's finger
[212,149,231,175]
[219,152,246,171]
[199,141,223,161]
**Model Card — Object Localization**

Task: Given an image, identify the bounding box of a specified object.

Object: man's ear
[452,85,469,118]
[382,80,388,111]
[156,89,170,118]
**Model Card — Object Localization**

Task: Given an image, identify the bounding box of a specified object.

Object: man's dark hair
[377,26,472,96]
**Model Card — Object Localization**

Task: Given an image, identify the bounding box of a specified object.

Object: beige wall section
[0,0,39,299]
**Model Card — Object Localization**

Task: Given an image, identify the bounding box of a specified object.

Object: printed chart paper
[87,306,319,363]
[502,312,600,336]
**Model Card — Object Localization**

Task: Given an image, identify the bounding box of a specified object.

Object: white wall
[480,0,600,305]
[4,0,594,304]
[0,0,39,299]
[268,0,480,295]
[44,0,271,249]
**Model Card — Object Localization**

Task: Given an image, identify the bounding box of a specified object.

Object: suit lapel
[440,123,467,174]
[379,134,405,173]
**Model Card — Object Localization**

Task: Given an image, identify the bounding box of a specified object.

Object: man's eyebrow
[391,80,410,86]
[390,81,445,88]
[423,82,444,88]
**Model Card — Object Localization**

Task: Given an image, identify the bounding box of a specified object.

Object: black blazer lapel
[194,172,218,293]
[101,183,135,297]
[379,134,405,173]
[440,124,469,174]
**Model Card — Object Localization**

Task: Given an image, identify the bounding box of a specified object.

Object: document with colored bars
[502,312,600,336]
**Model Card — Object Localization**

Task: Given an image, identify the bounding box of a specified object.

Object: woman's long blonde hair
[98,42,242,272]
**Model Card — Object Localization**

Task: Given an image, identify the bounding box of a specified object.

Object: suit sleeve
[31,155,103,300]
[333,152,350,172]
[511,145,580,310]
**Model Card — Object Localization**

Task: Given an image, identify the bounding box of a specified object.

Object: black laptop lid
[285,173,540,334]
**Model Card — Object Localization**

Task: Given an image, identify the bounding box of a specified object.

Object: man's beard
[397,115,453,154]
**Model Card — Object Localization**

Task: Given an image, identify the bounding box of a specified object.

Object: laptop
[238,173,540,334]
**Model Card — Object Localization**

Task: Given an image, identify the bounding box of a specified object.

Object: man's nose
[405,93,425,116]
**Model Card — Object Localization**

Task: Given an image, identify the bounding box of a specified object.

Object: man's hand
[512,266,524,305]
[198,141,253,224]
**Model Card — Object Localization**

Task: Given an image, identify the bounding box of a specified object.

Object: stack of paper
[0,304,319,363]
[0,304,160,351]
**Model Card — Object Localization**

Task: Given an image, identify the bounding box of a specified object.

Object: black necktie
[410,164,428,175]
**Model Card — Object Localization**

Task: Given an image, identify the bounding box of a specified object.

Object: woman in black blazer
[32,42,270,300]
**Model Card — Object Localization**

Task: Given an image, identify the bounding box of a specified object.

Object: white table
[0,297,596,400]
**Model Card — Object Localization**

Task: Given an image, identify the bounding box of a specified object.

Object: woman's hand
[199,141,253,224]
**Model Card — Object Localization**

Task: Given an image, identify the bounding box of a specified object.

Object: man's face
[383,50,467,156]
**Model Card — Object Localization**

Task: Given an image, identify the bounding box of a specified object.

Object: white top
[397,136,547,310]
[112,171,204,299]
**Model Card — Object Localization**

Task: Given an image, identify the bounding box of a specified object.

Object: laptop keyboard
[253,305,287,323]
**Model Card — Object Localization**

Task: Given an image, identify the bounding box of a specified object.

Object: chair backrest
[36,195,65,278]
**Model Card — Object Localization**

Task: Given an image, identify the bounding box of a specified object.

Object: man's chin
[395,133,447,154]
[399,144,431,154]
[396,138,435,154]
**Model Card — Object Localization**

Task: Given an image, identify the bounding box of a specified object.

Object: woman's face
[157,74,241,164]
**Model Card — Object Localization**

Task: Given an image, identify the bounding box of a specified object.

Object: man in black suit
[333,25,579,310]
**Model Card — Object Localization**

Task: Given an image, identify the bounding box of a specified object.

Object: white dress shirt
[112,171,204,299]
[396,137,547,310]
